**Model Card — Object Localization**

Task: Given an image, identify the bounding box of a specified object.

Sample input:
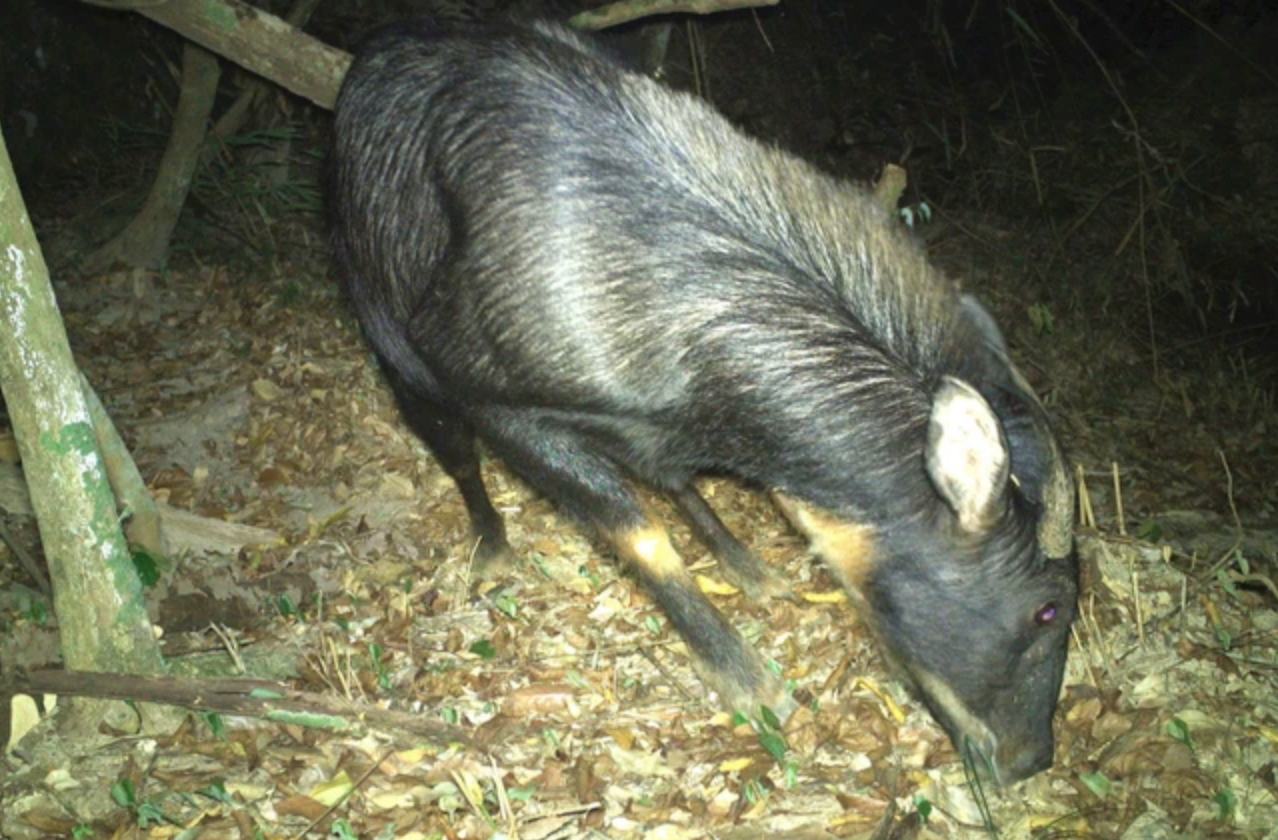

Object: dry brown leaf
[275,794,329,821]
[502,683,578,716]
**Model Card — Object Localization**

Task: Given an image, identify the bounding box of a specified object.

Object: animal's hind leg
[485,422,789,715]
[386,376,513,576]
[668,484,787,598]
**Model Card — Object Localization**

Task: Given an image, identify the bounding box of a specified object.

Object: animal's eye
[1034,603,1058,625]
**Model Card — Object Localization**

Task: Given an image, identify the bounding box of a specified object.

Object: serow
[327,17,1078,785]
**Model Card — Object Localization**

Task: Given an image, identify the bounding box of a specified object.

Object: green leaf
[1215,568,1238,598]
[23,598,49,623]
[757,730,788,762]
[913,793,932,824]
[492,592,518,618]
[134,801,165,828]
[469,639,497,660]
[531,553,552,578]
[130,546,164,587]
[1234,550,1250,576]
[1027,302,1055,336]
[110,778,137,807]
[1166,717,1194,751]
[197,781,233,804]
[275,594,297,620]
[1134,520,1162,542]
[1214,787,1236,820]
[201,711,226,739]
[577,564,600,588]
[1078,770,1111,798]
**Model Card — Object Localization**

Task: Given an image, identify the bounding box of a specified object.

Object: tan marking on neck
[772,492,878,594]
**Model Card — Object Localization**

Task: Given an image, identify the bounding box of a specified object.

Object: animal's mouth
[907,667,1050,786]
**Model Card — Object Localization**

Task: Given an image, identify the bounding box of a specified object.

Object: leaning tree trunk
[82,43,221,273]
[0,128,170,734]
[128,0,351,110]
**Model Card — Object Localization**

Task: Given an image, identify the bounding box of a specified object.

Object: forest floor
[1,202,1275,840]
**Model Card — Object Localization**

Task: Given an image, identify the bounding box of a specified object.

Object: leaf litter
[0,258,1276,839]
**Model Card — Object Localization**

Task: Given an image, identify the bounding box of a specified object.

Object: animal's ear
[926,376,1010,533]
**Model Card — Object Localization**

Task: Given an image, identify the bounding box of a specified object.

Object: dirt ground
[4,4,1278,839]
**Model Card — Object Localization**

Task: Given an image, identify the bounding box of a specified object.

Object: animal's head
[779,295,1077,785]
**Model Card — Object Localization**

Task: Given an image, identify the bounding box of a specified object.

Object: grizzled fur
[328,17,1078,785]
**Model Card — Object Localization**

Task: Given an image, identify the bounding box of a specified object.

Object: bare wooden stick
[1111,462,1126,536]
[1077,464,1095,529]
[80,374,167,559]
[0,517,49,595]
[7,670,471,747]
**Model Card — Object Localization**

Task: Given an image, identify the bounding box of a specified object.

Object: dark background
[3,0,1275,514]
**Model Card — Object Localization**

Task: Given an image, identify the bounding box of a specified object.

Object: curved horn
[958,295,1075,558]
[1003,361,1075,558]
[1033,412,1075,558]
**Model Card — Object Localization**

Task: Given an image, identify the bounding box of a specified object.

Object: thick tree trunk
[0,128,170,730]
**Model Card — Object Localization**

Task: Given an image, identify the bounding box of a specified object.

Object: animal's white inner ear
[926,376,1009,533]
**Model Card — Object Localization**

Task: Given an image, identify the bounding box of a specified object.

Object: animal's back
[330,18,962,425]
